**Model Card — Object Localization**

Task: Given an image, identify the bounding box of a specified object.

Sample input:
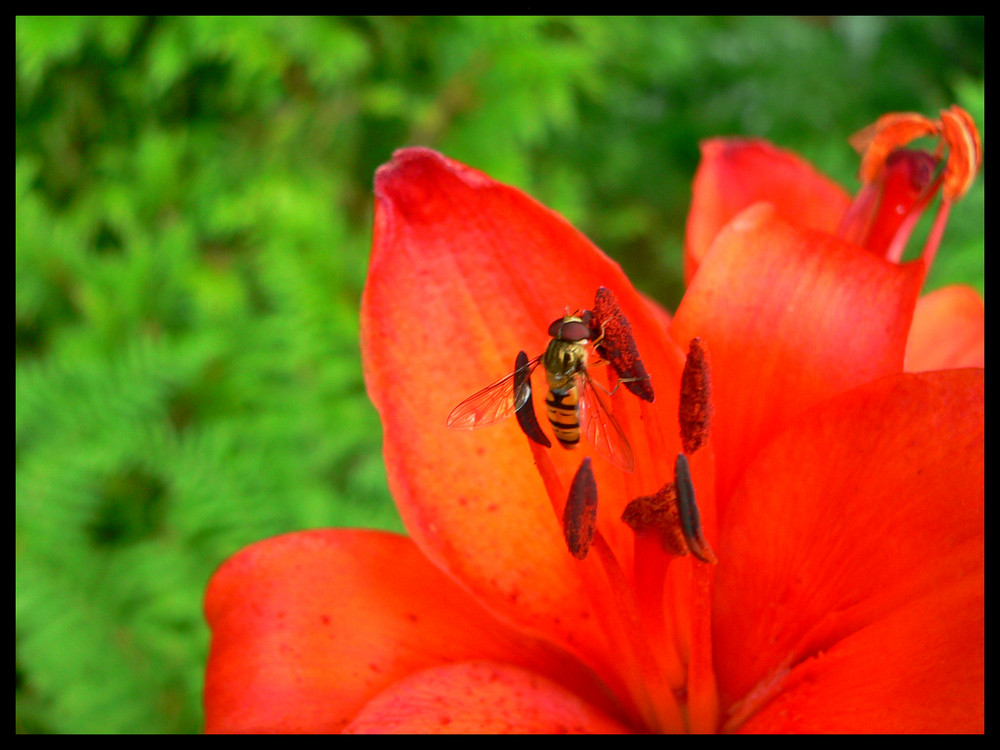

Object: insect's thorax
[543,337,589,393]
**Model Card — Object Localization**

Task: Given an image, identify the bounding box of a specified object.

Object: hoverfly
[447,313,636,473]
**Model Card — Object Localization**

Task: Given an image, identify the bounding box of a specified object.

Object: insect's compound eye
[557,321,591,342]
[547,317,565,337]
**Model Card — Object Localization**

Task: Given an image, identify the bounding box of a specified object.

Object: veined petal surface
[713,369,983,732]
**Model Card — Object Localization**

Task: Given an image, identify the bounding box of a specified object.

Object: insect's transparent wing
[579,375,635,472]
[447,356,540,429]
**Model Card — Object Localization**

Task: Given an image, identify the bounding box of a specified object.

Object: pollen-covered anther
[621,482,688,557]
[563,457,598,560]
[679,337,713,454]
[513,350,551,448]
[591,287,654,403]
[674,453,717,565]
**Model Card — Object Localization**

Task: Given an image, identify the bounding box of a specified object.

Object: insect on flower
[447,306,645,473]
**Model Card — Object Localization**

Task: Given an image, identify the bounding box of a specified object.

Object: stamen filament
[673,449,721,732]
[527,439,684,732]
[591,532,685,733]
[639,398,673,473]
[883,206,926,264]
[633,533,686,689]
[682,560,720,733]
[921,198,953,269]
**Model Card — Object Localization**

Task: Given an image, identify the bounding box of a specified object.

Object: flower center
[521,333,720,733]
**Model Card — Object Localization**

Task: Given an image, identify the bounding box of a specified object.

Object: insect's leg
[588,371,648,397]
[590,320,607,349]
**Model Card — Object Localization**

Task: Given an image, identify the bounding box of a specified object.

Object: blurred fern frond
[17,15,981,734]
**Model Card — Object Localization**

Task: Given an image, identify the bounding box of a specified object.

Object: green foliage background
[16,16,984,734]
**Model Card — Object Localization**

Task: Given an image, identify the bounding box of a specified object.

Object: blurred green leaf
[16,15,983,733]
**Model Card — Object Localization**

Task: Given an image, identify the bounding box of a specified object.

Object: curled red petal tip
[938,105,982,201]
[841,105,981,265]
[850,112,939,185]
[850,106,981,203]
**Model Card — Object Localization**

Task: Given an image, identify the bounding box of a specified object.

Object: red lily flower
[204,113,983,733]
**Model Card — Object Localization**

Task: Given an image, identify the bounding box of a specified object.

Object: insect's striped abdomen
[545,386,581,449]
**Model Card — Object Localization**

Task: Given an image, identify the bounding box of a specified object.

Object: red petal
[669,203,925,513]
[713,370,983,730]
[363,148,685,675]
[204,529,615,733]
[905,285,985,371]
[735,574,983,733]
[640,290,673,333]
[684,139,851,280]
[344,661,631,734]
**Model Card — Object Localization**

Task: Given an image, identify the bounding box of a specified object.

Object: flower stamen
[592,287,655,403]
[526,437,684,732]
[620,457,716,566]
[622,483,686,557]
[679,338,713,455]
[564,458,598,560]
[514,350,552,448]
[674,453,717,565]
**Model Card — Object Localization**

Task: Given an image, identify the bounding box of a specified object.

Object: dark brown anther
[564,457,598,560]
[514,350,551,448]
[679,337,713,454]
[674,453,717,564]
[592,287,654,403]
[621,482,688,556]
